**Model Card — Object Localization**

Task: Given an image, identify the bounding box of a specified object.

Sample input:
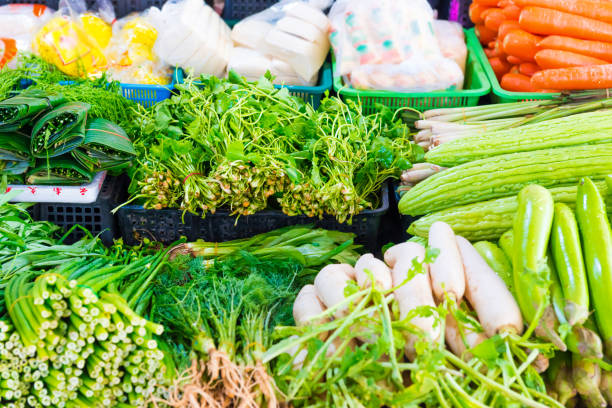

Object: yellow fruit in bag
[33,14,109,78]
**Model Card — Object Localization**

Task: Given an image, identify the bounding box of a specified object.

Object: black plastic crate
[222,0,278,20]
[31,175,127,245]
[0,0,165,18]
[118,183,390,252]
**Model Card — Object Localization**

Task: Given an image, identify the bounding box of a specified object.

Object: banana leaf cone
[0,89,67,132]
[0,131,31,161]
[71,118,136,171]
[26,159,94,185]
[30,102,90,158]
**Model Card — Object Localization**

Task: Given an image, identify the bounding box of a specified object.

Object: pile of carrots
[470,0,612,92]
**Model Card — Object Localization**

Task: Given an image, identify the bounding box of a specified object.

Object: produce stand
[3,0,612,407]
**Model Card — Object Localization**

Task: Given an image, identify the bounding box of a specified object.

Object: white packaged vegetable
[229,0,330,85]
[149,0,231,77]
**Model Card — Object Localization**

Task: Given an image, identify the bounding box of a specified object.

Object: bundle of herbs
[124,72,423,223]
[134,227,361,407]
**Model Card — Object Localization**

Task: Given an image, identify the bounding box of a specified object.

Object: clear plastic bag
[230,0,329,84]
[32,0,113,78]
[105,12,172,85]
[149,0,231,77]
[329,0,464,92]
[0,4,54,68]
[434,20,467,76]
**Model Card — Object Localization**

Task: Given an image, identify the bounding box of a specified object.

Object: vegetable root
[428,221,466,302]
[385,242,441,360]
[314,264,356,318]
[456,236,523,336]
[444,307,487,359]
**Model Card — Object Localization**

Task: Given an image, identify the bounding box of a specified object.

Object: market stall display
[1,0,612,407]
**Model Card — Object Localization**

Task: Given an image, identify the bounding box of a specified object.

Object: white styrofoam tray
[6,171,107,204]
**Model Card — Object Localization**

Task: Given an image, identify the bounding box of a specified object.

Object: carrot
[538,36,612,62]
[490,56,512,79]
[531,64,612,89]
[498,0,511,7]
[519,7,612,42]
[475,24,498,44]
[484,8,506,31]
[509,65,521,74]
[507,55,524,65]
[502,29,541,61]
[501,72,540,91]
[503,3,522,19]
[514,0,612,24]
[475,0,501,6]
[519,62,540,76]
[485,47,499,58]
[535,49,609,69]
[469,3,491,24]
[498,20,521,40]
[488,41,497,49]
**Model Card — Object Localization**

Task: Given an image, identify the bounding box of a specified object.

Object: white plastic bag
[230,0,329,84]
[149,0,231,77]
[329,0,464,92]
[0,4,54,68]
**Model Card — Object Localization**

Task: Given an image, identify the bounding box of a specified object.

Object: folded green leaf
[30,102,90,158]
[71,118,135,171]
[26,159,94,185]
[0,131,30,161]
[0,89,66,132]
[0,160,29,175]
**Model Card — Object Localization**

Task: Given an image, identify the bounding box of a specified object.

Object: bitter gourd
[398,144,612,216]
[425,110,612,167]
[408,182,610,241]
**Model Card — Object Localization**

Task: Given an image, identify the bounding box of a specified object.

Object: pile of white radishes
[292,221,526,361]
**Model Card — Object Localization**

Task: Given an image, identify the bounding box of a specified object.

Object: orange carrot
[513,0,612,24]
[502,29,541,61]
[484,8,506,31]
[502,4,522,19]
[519,7,612,42]
[475,24,498,44]
[534,49,609,69]
[498,0,511,7]
[519,62,540,75]
[490,57,512,80]
[507,55,524,64]
[501,72,540,91]
[475,0,501,6]
[537,36,612,62]
[498,20,521,40]
[531,64,612,89]
[469,3,491,24]
[485,47,497,58]
[509,65,521,74]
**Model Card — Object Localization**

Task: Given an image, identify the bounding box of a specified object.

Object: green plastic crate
[332,31,490,114]
[466,28,560,103]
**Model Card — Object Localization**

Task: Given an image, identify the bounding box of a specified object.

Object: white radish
[293,285,329,340]
[285,336,308,369]
[354,254,393,291]
[445,309,487,359]
[456,236,524,336]
[428,221,466,303]
[314,264,355,318]
[385,242,441,360]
